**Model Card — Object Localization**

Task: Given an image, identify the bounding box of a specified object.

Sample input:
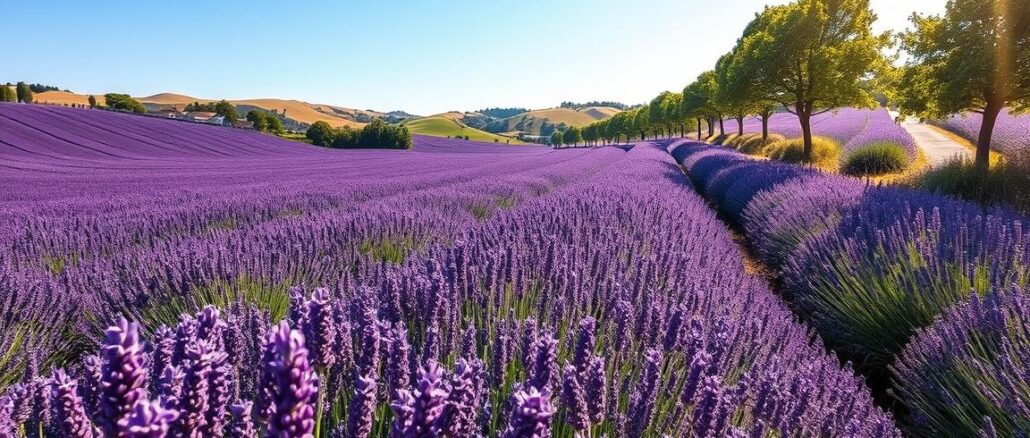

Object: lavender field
[732,107,918,160]
[935,110,1030,154]
[0,104,901,437]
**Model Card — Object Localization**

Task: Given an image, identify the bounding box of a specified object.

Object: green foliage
[15,82,33,103]
[0,86,15,103]
[842,143,910,176]
[311,119,412,150]
[551,131,563,147]
[562,126,583,146]
[898,0,1030,170]
[306,121,336,146]
[213,100,239,122]
[247,110,284,133]
[914,153,1030,215]
[765,136,841,170]
[730,0,887,160]
[184,101,218,112]
[87,95,97,109]
[103,93,146,113]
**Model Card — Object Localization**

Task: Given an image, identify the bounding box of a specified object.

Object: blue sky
[4,0,945,115]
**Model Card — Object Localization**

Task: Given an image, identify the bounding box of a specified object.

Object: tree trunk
[736,115,744,137]
[718,117,725,137]
[761,114,770,143]
[696,118,702,140]
[706,118,714,137]
[797,102,813,163]
[680,124,685,138]
[975,101,1002,172]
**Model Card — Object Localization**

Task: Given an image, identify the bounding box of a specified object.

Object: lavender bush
[892,290,1030,437]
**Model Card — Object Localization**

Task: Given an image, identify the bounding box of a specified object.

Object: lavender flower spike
[100,317,149,436]
[51,369,99,438]
[118,399,179,438]
[501,387,555,438]
[266,321,318,438]
[229,401,257,438]
[346,375,377,438]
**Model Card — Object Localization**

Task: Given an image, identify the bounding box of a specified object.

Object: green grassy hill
[403,115,518,143]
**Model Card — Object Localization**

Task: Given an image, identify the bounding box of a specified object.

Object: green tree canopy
[15,82,33,103]
[103,94,145,113]
[563,126,583,146]
[1,86,16,103]
[306,121,336,146]
[898,0,1030,170]
[88,95,98,109]
[732,0,888,161]
[551,131,564,147]
[213,100,239,122]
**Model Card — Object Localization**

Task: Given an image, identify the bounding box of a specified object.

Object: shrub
[783,188,1030,365]
[735,133,785,155]
[892,290,1030,437]
[916,152,1030,215]
[842,142,910,176]
[763,136,841,169]
[743,174,867,269]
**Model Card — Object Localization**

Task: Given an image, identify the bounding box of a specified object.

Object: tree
[1,86,15,103]
[332,126,359,148]
[551,131,564,148]
[213,100,239,122]
[88,95,97,109]
[103,93,146,113]
[563,126,583,147]
[732,0,888,161]
[682,72,722,139]
[898,0,1030,171]
[306,121,336,146]
[247,111,268,132]
[15,82,33,103]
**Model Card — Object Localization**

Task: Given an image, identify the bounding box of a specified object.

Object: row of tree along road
[570,0,1027,174]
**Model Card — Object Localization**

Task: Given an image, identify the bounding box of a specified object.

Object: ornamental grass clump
[842,142,911,176]
[892,290,1030,437]
[763,136,841,170]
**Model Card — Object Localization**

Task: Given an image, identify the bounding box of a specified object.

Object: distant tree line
[560,101,630,110]
[26,83,69,93]
[476,107,529,119]
[184,100,240,121]
[1,85,18,102]
[306,119,412,149]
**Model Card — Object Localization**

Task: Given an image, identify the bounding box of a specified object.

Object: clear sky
[4,0,946,115]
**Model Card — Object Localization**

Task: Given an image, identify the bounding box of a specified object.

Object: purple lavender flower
[229,401,257,438]
[529,334,557,393]
[149,325,176,394]
[100,317,149,436]
[118,399,179,438]
[389,361,449,437]
[51,369,99,438]
[439,358,481,436]
[560,364,589,431]
[174,340,213,435]
[302,287,337,368]
[346,375,377,438]
[572,317,596,374]
[585,355,606,424]
[266,321,318,438]
[501,387,555,438]
[385,323,412,394]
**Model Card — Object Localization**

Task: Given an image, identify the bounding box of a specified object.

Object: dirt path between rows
[901,121,972,166]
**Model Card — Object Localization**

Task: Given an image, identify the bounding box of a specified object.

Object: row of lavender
[670,140,1029,436]
[934,110,1030,155]
[0,106,897,436]
[733,107,917,159]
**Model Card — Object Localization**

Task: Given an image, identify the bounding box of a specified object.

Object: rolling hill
[403,115,519,143]
[137,94,375,128]
[486,106,620,136]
